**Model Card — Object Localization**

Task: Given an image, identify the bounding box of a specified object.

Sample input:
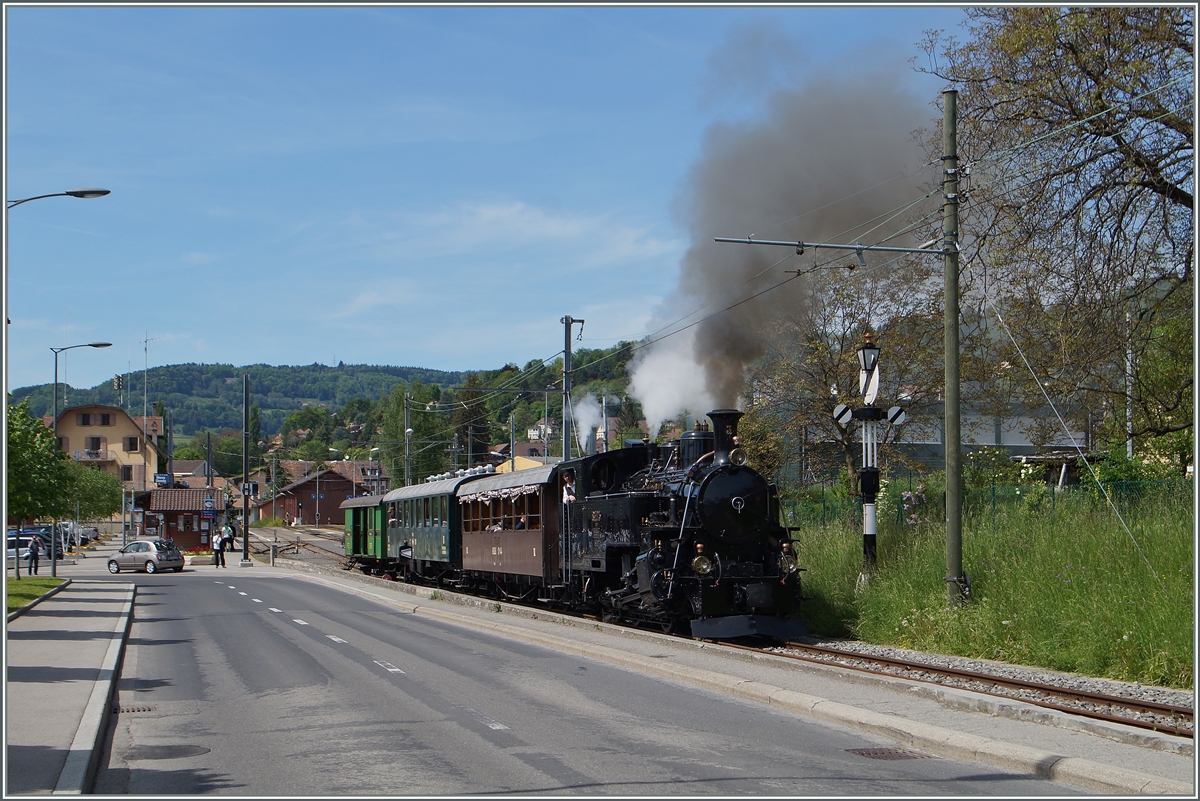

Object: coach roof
[381,474,485,503]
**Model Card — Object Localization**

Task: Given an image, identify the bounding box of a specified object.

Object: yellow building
[51,404,167,492]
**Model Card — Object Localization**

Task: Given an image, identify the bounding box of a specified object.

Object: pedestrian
[215,526,230,568]
[27,536,41,576]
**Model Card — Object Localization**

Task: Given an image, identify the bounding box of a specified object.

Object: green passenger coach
[342,494,385,561]
[372,472,489,577]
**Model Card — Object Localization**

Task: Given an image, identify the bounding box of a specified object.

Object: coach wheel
[145,561,158,574]
[107,560,120,574]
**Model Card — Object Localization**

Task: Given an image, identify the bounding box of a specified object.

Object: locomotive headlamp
[692,554,715,575]
[779,552,799,574]
[729,447,748,466]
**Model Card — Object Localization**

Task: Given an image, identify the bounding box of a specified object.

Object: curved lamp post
[49,341,112,577]
[7,187,111,210]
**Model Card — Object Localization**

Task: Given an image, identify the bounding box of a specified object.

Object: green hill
[9,362,468,436]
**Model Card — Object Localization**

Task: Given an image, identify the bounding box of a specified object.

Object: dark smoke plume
[630,66,932,433]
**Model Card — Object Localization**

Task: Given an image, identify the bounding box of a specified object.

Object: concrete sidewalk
[5,537,134,795]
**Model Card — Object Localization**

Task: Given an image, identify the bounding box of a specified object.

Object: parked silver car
[7,535,33,561]
[107,539,185,574]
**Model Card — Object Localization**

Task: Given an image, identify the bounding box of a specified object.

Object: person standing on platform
[27,536,41,576]
[215,526,230,568]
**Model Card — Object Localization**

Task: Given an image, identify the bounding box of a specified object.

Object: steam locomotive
[341,409,806,640]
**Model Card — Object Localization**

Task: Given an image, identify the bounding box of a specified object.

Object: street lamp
[49,341,112,577]
[7,187,111,209]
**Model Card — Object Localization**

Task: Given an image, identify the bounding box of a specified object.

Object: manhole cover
[845,747,936,761]
[125,744,211,760]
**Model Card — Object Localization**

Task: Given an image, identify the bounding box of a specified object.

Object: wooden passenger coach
[456,465,560,585]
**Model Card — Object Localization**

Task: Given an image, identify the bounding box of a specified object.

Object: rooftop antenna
[140,332,158,441]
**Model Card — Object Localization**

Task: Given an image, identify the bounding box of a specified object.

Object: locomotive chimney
[707,409,744,467]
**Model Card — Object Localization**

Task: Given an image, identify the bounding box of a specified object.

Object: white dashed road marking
[253,599,262,603]
[269,608,282,613]
[470,709,510,730]
[374,661,406,674]
[293,619,309,626]
[326,635,348,644]
[238,592,247,596]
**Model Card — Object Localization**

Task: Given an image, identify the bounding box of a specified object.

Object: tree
[7,397,70,525]
[172,445,206,461]
[919,8,1193,464]
[450,373,490,466]
[745,259,946,493]
[64,461,123,521]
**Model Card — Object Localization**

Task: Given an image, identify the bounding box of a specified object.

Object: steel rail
[723,640,1192,739]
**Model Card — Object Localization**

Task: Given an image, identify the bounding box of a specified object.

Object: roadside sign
[311,493,325,499]
[202,510,215,519]
[203,497,214,510]
[154,473,170,486]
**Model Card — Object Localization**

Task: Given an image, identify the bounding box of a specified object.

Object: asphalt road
[93,569,1076,795]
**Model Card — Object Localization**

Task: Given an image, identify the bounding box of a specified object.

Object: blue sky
[4,4,966,394]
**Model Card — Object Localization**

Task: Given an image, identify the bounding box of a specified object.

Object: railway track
[723,639,1193,739]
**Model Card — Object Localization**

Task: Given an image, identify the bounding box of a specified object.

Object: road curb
[6,578,73,622]
[52,582,135,795]
[270,561,1193,795]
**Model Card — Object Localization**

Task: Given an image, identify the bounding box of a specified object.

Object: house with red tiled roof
[148,487,227,550]
[259,469,355,528]
[48,405,167,492]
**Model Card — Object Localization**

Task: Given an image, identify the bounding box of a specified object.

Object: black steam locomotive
[342,409,806,640]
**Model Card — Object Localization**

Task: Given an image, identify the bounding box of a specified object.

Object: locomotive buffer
[833,333,904,585]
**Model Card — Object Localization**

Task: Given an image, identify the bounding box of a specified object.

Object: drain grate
[846,747,936,761]
[115,706,156,714]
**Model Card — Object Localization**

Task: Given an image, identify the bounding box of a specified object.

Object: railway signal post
[836,333,903,590]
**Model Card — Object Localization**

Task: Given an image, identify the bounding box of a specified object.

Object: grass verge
[793,478,1193,689]
[6,576,67,614]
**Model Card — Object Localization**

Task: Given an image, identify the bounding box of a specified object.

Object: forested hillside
[10,362,468,436]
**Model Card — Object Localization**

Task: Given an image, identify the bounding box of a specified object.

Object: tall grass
[789,479,1194,689]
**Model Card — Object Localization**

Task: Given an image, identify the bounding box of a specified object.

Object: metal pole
[601,395,608,453]
[241,374,250,565]
[561,316,584,459]
[404,393,411,486]
[509,413,515,471]
[943,89,965,604]
[1126,311,1134,459]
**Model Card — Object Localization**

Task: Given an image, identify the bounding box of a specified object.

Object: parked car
[20,529,65,560]
[7,535,33,561]
[107,539,185,574]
